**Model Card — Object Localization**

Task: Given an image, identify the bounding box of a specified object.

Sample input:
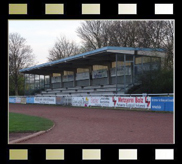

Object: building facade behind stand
[19,46,165,96]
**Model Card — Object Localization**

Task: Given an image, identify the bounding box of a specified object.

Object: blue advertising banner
[26,97,34,103]
[9,97,16,103]
[151,97,174,112]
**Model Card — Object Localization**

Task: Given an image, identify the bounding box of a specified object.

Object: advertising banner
[63,75,74,82]
[56,96,66,105]
[34,97,56,104]
[72,97,89,107]
[110,66,131,76]
[72,96,151,109]
[21,97,27,104]
[151,97,173,111]
[9,97,16,103]
[89,97,101,106]
[76,72,89,80]
[51,76,61,83]
[115,96,151,109]
[89,97,113,107]
[92,69,107,79]
[99,97,112,107]
[15,97,21,103]
[26,97,34,103]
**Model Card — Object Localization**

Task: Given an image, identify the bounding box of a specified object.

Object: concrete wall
[63,81,73,88]
[52,83,62,89]
[92,77,108,86]
[111,75,132,84]
[76,80,90,86]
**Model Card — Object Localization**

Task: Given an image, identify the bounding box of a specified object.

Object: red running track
[9,104,173,144]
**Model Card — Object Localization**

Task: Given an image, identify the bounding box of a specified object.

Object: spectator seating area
[35,84,134,97]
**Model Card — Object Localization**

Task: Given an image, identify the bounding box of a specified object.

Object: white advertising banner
[34,97,56,104]
[71,96,151,109]
[51,76,61,83]
[16,97,21,103]
[76,72,89,80]
[89,97,101,106]
[63,75,74,82]
[110,66,131,77]
[92,69,107,79]
[89,97,113,107]
[72,97,89,107]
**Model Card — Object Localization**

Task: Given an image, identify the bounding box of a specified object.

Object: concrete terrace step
[62,89,94,93]
[83,85,102,89]
[101,84,116,88]
[51,88,67,91]
[46,90,62,93]
[42,90,61,93]
[89,92,114,95]
[67,86,83,90]
[75,89,94,93]
[96,88,116,92]
[39,84,132,95]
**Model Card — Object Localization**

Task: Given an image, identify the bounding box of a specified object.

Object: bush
[127,69,173,93]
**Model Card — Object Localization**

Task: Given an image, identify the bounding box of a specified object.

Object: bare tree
[47,36,80,61]
[9,33,35,95]
[76,21,113,51]
[77,20,174,69]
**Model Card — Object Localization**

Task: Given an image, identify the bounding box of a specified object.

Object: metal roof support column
[38,75,40,90]
[115,54,118,94]
[88,66,93,86]
[73,70,76,87]
[60,71,63,88]
[44,75,45,90]
[141,56,144,74]
[50,73,53,89]
[39,75,40,90]
[150,57,152,72]
[124,54,126,93]
[159,57,161,70]
[34,74,35,92]
[133,51,136,85]
[107,63,111,85]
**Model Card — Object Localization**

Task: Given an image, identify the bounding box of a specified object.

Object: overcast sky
[9,20,84,64]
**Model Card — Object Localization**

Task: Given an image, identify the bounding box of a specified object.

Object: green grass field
[9,112,54,133]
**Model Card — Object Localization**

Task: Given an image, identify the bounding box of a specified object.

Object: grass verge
[9,112,54,133]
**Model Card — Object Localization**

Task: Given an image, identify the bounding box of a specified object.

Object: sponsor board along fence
[9,94,174,112]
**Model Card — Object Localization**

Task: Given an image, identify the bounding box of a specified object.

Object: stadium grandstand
[19,46,165,96]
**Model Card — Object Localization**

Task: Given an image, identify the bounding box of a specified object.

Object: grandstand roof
[19,46,165,75]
